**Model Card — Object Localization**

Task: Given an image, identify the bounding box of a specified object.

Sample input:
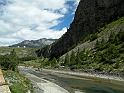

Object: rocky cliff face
[36,0,124,58]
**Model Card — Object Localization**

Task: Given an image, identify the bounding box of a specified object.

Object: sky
[0,0,80,46]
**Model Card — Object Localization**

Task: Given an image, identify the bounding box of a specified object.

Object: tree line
[0,49,18,71]
[39,29,124,71]
[0,49,37,71]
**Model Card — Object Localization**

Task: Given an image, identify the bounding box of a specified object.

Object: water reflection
[25,69,124,93]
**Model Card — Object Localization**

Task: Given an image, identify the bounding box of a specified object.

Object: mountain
[35,0,124,58]
[9,38,57,48]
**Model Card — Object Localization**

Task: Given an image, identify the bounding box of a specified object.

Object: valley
[0,0,124,93]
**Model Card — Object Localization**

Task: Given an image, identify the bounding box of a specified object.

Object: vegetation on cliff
[0,1,124,92]
[35,0,124,58]
[39,16,124,72]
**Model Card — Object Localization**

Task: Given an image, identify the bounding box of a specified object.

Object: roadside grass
[3,70,34,93]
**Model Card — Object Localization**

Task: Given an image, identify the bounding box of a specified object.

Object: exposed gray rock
[36,0,124,58]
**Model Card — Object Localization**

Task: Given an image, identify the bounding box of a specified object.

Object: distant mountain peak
[9,38,57,48]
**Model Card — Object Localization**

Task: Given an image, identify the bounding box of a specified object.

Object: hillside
[60,16,124,71]
[61,16,124,58]
[0,47,34,57]
[36,0,124,58]
[39,16,124,72]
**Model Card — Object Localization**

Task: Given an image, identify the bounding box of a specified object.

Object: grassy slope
[60,16,124,72]
[0,47,35,57]
[61,16,124,58]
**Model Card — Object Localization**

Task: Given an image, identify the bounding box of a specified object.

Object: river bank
[39,68,124,82]
[18,66,69,93]
[18,66,124,93]
[37,68,124,86]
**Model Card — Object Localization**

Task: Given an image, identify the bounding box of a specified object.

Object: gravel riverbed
[18,66,69,93]
[18,66,124,93]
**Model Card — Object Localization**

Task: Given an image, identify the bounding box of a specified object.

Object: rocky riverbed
[18,66,124,93]
[18,66,69,93]
[41,69,124,82]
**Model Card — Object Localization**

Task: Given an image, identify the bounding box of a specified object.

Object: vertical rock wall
[36,0,124,58]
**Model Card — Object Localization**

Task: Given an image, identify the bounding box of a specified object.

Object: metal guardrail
[0,69,11,93]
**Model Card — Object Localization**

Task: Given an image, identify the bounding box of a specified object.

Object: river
[19,67,124,93]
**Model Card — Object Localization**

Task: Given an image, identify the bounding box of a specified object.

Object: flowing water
[24,69,124,93]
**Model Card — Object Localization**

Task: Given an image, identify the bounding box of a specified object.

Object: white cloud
[74,0,80,6]
[0,0,79,46]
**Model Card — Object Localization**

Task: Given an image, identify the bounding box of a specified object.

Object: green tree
[51,57,57,67]
[109,32,118,44]
[10,49,19,71]
[90,33,98,41]
[76,49,82,65]
[79,49,86,63]
[40,57,46,68]
[114,60,120,69]
[93,52,102,63]
[95,40,100,49]
[102,53,111,64]
[10,49,16,58]
[108,44,119,58]
[109,32,115,42]
[64,53,70,66]
[0,49,18,71]
[99,38,107,50]
[70,51,76,64]
[101,37,105,44]
[118,29,124,42]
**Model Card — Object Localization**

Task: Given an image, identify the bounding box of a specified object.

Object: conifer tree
[10,49,17,58]
[51,57,57,67]
[76,49,82,65]
[99,38,106,50]
[118,29,124,42]
[64,53,70,66]
[108,44,119,58]
[95,40,100,49]
[10,49,18,71]
[70,51,76,66]
[79,49,85,61]
[109,32,116,43]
